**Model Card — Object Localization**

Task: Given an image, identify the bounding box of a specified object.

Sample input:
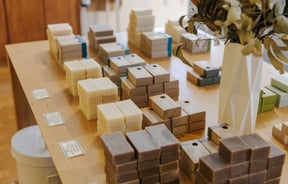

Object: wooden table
[6,37,288,184]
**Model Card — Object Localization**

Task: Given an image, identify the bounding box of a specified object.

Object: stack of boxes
[103,53,146,85]
[265,75,288,107]
[181,33,210,54]
[97,99,143,136]
[258,88,277,113]
[121,65,179,108]
[127,8,155,48]
[187,60,221,86]
[140,32,172,59]
[272,121,288,146]
[98,42,130,64]
[77,77,118,120]
[88,24,116,52]
[64,58,102,96]
[165,19,186,43]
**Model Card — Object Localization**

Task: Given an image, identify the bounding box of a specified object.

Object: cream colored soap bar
[115,99,143,132]
[109,56,131,74]
[130,14,155,26]
[97,102,125,135]
[93,77,118,96]
[80,58,102,78]
[47,23,72,36]
[127,66,153,87]
[124,53,146,67]
[144,64,170,84]
[131,8,153,16]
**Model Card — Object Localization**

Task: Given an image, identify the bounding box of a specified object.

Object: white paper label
[43,112,65,126]
[59,140,85,158]
[32,88,50,100]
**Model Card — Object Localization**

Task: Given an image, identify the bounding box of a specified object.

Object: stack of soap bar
[78,77,118,120]
[127,8,155,48]
[145,124,180,184]
[100,132,138,184]
[140,32,172,59]
[165,19,186,43]
[97,99,143,135]
[56,35,87,71]
[98,42,130,64]
[265,84,288,108]
[126,130,160,183]
[272,121,288,146]
[187,60,221,87]
[178,98,206,132]
[208,123,238,145]
[88,24,116,51]
[64,58,102,96]
[164,77,179,101]
[142,108,171,130]
[47,23,73,59]
[258,88,277,113]
[181,33,210,53]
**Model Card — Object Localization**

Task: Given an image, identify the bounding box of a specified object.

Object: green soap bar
[260,103,275,113]
[262,88,277,105]
[271,75,288,92]
[265,85,288,107]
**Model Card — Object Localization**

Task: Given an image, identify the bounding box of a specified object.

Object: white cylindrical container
[11,125,61,184]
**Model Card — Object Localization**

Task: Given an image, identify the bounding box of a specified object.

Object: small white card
[59,140,85,158]
[32,88,50,100]
[43,112,65,126]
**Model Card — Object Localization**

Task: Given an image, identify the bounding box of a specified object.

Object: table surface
[5,35,288,184]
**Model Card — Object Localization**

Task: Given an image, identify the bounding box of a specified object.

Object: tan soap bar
[144,64,170,84]
[127,66,153,87]
[142,108,171,129]
[160,151,180,164]
[209,123,237,145]
[199,137,219,153]
[159,160,179,173]
[145,124,180,153]
[218,136,250,164]
[103,65,120,84]
[109,56,131,74]
[130,14,155,27]
[267,143,286,169]
[159,168,179,183]
[59,39,82,52]
[164,78,179,91]
[129,94,148,108]
[147,83,164,96]
[138,157,159,170]
[198,153,231,183]
[100,132,135,164]
[89,24,113,36]
[131,8,153,16]
[171,110,188,128]
[189,120,206,132]
[149,93,181,119]
[282,121,288,134]
[124,53,146,67]
[121,78,147,96]
[272,123,285,142]
[230,161,249,178]
[47,23,72,35]
[240,133,270,161]
[172,125,189,135]
[126,130,160,161]
[193,60,220,78]
[178,98,205,123]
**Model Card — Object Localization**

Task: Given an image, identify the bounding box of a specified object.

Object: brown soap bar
[228,174,248,184]
[165,88,179,101]
[106,176,139,184]
[141,174,159,184]
[265,177,280,184]
[267,143,286,169]
[164,78,179,91]
[161,151,180,164]
[199,137,219,153]
[126,130,160,161]
[209,123,237,145]
[207,123,228,139]
[160,160,179,173]
[198,153,231,183]
[105,159,137,174]
[272,123,285,142]
[171,110,189,128]
[172,124,189,135]
[230,161,249,178]
[240,133,270,161]
[138,157,159,170]
[281,121,288,134]
[101,132,135,164]
[130,94,148,108]
[178,98,205,123]
[162,177,180,184]
[147,83,164,96]
[139,166,160,178]
[218,136,250,164]
[189,120,206,132]
[105,168,139,183]
[249,159,268,173]
[121,77,147,97]
[195,171,212,184]
[144,64,170,84]
[127,66,153,87]
[142,108,171,129]
[265,166,283,181]
[109,56,131,74]
[160,168,179,183]
[145,124,180,154]
[248,171,266,184]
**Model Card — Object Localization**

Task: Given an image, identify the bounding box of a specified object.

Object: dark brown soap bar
[161,151,180,164]
[265,177,280,184]
[160,168,179,183]
[249,159,268,173]
[198,153,231,183]
[195,171,211,184]
[160,160,179,173]
[267,143,286,169]
[105,159,137,174]
[106,175,140,184]
[138,166,160,178]
[141,174,159,184]
[228,174,248,184]
[105,168,139,183]
[138,157,159,170]
[145,124,180,154]
[126,130,160,161]
[218,136,250,164]
[101,132,135,164]
[230,161,249,178]
[240,133,270,161]
[248,170,266,184]
[265,166,283,181]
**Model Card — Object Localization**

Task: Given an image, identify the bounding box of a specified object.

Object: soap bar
[271,75,288,92]
[127,66,153,87]
[160,160,179,173]
[140,174,159,184]
[272,123,285,142]
[138,166,160,178]
[240,133,270,161]
[248,171,266,184]
[102,94,118,104]
[138,157,159,170]
[121,77,147,97]
[249,159,268,173]
[124,53,146,67]
[198,153,231,183]
[282,121,288,134]
[142,108,171,130]
[189,120,206,132]
[193,60,220,78]
[144,64,170,84]
[106,169,139,184]
[145,124,180,154]
[103,65,120,84]
[265,85,288,107]
[261,88,277,105]
[267,143,286,169]
[178,98,205,123]
[147,83,164,96]
[159,169,179,183]
[160,151,180,164]
[47,23,72,35]
[187,70,214,87]
[80,58,102,78]
[100,132,135,164]
[109,56,131,74]
[105,159,137,174]
[228,175,248,184]
[126,130,160,161]
[172,125,189,135]
[149,93,181,119]
[199,137,219,153]
[265,166,283,181]
[265,178,281,184]
[209,123,237,145]
[171,110,189,128]
[129,94,148,108]
[131,8,153,16]
[218,136,250,164]
[165,88,179,101]
[230,161,249,178]
[194,171,211,184]
[89,24,114,37]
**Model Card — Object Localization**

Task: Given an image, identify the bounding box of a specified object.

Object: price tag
[59,140,85,158]
[32,88,50,100]
[43,112,65,126]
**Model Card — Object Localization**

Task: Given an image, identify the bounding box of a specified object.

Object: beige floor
[0,1,188,183]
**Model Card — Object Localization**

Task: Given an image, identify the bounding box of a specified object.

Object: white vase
[218,43,263,135]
